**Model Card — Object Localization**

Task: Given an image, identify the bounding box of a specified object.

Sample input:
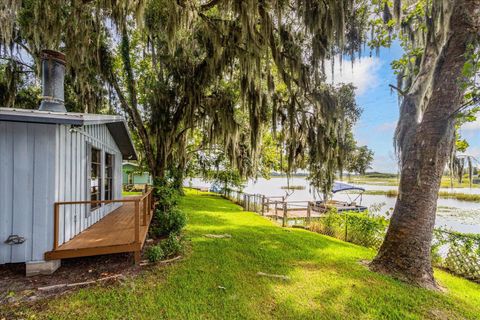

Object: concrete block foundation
[25,260,61,276]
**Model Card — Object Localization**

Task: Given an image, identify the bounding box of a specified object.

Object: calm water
[186,177,480,234]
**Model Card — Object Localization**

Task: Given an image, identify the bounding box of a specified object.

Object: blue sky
[329,41,480,173]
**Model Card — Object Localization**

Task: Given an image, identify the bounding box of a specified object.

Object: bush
[310,210,388,249]
[152,207,186,237]
[146,245,165,263]
[161,233,184,257]
[154,178,181,212]
[344,212,388,248]
[156,185,180,212]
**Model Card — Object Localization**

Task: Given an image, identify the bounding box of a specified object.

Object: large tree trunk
[370,0,479,289]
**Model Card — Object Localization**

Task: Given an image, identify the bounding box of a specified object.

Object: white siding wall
[0,122,56,263]
[0,121,124,264]
[56,124,123,246]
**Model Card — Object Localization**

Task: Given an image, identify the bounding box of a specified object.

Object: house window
[105,153,114,201]
[90,147,102,210]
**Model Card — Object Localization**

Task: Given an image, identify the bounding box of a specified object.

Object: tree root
[369,260,440,291]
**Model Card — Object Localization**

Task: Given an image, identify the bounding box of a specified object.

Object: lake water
[186,177,480,234]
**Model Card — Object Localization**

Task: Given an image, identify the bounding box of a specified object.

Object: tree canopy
[1,0,372,195]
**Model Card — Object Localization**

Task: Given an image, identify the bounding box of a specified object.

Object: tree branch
[0,57,34,70]
[389,84,406,96]
[200,0,222,11]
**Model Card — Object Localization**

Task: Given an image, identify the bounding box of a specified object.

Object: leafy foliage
[146,245,165,263]
[310,210,388,249]
[1,0,372,197]
[345,145,374,175]
[152,207,186,238]
[161,233,184,257]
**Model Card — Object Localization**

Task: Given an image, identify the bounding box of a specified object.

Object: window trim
[89,145,102,212]
[104,152,114,201]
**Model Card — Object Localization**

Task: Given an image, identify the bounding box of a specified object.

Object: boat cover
[332,182,365,193]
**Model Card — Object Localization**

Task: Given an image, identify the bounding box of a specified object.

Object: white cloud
[326,57,383,95]
[371,153,399,174]
[464,146,480,160]
[461,119,480,131]
[375,121,397,133]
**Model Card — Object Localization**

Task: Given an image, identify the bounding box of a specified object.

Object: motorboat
[313,182,368,213]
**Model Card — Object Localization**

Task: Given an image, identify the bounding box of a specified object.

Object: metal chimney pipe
[39,50,66,112]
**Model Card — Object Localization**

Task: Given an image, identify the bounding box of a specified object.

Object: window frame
[104,153,114,201]
[89,146,102,211]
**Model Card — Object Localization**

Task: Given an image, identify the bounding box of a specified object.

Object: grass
[122,191,143,197]
[361,189,480,202]
[345,174,480,188]
[280,185,306,190]
[11,189,480,319]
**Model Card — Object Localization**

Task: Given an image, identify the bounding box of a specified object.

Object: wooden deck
[45,191,154,263]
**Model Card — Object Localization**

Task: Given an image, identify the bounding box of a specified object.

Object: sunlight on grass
[25,189,480,319]
[122,191,142,197]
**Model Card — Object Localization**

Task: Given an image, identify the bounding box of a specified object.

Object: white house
[0,50,143,276]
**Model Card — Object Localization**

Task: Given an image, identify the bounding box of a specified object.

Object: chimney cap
[41,50,66,65]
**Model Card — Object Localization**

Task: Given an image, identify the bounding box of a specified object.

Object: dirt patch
[0,235,168,310]
[0,253,137,304]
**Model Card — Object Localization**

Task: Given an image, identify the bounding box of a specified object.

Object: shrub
[344,212,388,248]
[146,245,165,263]
[310,210,388,249]
[161,233,184,257]
[152,207,186,237]
[154,181,181,213]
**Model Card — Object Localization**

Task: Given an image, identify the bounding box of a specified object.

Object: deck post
[147,194,150,217]
[274,201,278,220]
[307,202,311,225]
[282,202,287,227]
[53,203,59,250]
[134,200,140,245]
[344,213,348,241]
[150,191,155,210]
[261,195,265,216]
[134,250,141,265]
[143,197,147,226]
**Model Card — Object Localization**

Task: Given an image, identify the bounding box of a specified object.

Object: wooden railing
[53,187,154,250]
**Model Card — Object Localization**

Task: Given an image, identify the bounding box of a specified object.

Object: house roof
[0,108,137,160]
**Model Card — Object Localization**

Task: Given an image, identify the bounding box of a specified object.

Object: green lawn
[122,191,143,197]
[19,190,480,319]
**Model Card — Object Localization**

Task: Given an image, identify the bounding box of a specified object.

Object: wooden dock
[227,192,365,227]
[45,190,154,263]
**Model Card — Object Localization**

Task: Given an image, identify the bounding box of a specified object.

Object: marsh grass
[280,185,306,190]
[361,190,480,202]
[346,174,480,188]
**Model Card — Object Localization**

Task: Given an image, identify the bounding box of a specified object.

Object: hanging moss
[2,0,370,193]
